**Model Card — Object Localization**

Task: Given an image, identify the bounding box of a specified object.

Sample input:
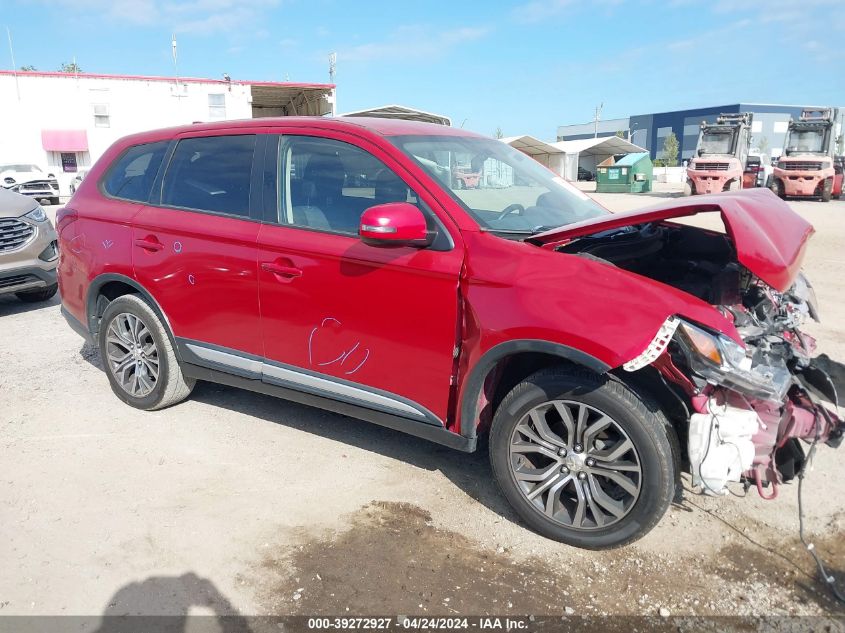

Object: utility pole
[593,102,603,138]
[172,34,179,83]
[6,27,20,100]
[328,52,337,116]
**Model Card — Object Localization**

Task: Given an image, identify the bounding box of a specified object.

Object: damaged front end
[532,189,843,498]
[634,277,842,498]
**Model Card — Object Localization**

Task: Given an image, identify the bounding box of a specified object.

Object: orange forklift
[771,108,840,202]
[684,113,753,196]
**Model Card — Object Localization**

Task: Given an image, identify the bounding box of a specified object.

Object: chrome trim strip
[261,363,425,419]
[185,343,263,375]
[184,340,428,420]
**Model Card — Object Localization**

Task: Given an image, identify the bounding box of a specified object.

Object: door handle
[134,237,164,252]
[261,262,302,279]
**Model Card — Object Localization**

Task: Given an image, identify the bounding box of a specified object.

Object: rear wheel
[15,282,58,303]
[489,366,675,549]
[98,294,194,410]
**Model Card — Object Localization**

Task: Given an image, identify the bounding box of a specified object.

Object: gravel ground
[1,189,844,621]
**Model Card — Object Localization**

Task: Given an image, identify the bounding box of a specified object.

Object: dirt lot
[1,188,844,621]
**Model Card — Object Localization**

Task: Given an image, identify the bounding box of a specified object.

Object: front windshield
[390,135,607,235]
[785,127,828,154]
[698,130,734,155]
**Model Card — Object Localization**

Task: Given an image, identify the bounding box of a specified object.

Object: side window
[161,135,256,217]
[102,141,169,202]
[278,136,417,235]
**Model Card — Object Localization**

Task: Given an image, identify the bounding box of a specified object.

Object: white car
[0,164,60,205]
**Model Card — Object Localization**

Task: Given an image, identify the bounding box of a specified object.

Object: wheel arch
[459,340,610,441]
[85,273,178,355]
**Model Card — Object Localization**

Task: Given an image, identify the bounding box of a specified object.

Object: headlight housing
[675,320,791,401]
[24,205,48,223]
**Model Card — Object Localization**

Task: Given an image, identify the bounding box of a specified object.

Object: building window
[93,104,110,128]
[656,126,672,138]
[683,124,699,137]
[208,93,226,118]
[773,121,789,134]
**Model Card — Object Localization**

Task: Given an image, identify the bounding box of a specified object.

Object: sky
[4,0,844,139]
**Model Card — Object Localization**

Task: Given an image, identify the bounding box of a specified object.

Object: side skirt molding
[182,363,476,452]
[177,338,474,451]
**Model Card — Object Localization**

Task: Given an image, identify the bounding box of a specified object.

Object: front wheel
[770,178,785,199]
[98,294,194,410]
[683,180,694,196]
[820,178,833,202]
[489,367,675,549]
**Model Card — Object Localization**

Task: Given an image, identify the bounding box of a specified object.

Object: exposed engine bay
[557,221,843,497]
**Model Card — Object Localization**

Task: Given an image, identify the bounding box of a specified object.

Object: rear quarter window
[102,141,169,202]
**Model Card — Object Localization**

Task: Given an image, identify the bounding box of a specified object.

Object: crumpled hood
[530,188,814,292]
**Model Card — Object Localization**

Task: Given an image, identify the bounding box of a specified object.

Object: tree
[59,61,82,73]
[20,64,36,71]
[756,135,769,157]
[615,130,626,138]
[662,132,679,167]
[494,127,504,139]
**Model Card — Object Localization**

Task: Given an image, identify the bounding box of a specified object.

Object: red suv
[57,118,842,549]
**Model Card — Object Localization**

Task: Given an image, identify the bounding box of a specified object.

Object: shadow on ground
[92,573,251,633]
[189,380,513,525]
[78,342,515,528]
[0,293,59,317]
[814,353,845,400]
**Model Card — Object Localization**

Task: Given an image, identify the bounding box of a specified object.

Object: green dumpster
[595,152,653,193]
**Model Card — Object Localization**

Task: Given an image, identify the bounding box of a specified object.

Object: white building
[502,135,646,181]
[0,70,335,195]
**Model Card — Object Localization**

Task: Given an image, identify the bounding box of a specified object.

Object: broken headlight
[675,319,792,402]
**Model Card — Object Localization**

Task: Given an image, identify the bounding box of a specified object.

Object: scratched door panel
[257,224,462,424]
[132,206,262,356]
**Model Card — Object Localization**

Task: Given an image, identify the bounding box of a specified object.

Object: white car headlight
[24,205,47,223]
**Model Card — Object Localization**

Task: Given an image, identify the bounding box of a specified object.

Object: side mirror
[359,202,431,248]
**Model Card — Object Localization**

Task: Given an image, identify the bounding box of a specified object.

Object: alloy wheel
[105,312,159,398]
[509,400,642,530]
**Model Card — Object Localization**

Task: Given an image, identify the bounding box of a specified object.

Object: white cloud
[26,0,279,35]
[511,0,573,23]
[341,24,491,63]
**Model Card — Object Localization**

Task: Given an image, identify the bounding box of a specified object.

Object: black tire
[771,178,785,199]
[98,294,194,411]
[683,180,694,196]
[15,282,58,303]
[820,178,832,202]
[489,366,675,549]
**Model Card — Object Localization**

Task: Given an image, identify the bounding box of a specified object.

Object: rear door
[256,131,464,424]
[132,131,265,357]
